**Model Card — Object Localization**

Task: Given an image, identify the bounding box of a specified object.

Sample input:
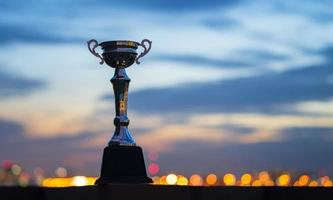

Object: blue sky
[1,0,333,177]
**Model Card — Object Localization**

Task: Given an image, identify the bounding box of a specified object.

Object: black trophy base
[95,146,152,185]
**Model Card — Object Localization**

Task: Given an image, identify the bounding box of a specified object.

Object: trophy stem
[109,68,136,146]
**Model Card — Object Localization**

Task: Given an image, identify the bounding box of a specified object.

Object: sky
[1,0,333,177]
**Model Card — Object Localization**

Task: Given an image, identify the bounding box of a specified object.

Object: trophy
[87,39,152,184]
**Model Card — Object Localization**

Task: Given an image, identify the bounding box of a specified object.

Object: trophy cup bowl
[87,38,153,184]
[100,40,139,68]
[88,39,152,67]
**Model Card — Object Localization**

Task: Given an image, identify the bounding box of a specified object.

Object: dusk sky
[1,0,333,177]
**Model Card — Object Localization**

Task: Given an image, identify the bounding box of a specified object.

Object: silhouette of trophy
[87,39,152,184]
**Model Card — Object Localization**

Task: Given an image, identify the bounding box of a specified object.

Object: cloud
[267,0,333,23]
[0,23,81,44]
[153,54,250,68]
[91,0,241,11]
[293,99,333,116]
[0,24,58,44]
[117,47,333,114]
[0,119,24,142]
[189,113,333,133]
[153,49,291,69]
[0,69,46,98]
[203,17,240,30]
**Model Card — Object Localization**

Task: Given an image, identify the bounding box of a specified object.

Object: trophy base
[95,146,152,184]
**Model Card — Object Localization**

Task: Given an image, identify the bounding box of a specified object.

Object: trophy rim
[100,40,140,49]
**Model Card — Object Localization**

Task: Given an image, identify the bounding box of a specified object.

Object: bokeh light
[42,176,96,187]
[298,175,310,186]
[159,176,167,185]
[258,171,270,183]
[293,181,300,186]
[223,173,236,186]
[206,174,218,185]
[277,174,291,186]
[148,152,159,161]
[11,164,22,176]
[152,176,160,184]
[71,176,88,186]
[2,160,13,170]
[252,180,262,186]
[55,167,67,177]
[148,163,160,175]
[309,180,318,187]
[320,176,330,186]
[241,173,252,185]
[190,174,203,186]
[18,173,30,186]
[166,174,177,185]
[177,176,188,186]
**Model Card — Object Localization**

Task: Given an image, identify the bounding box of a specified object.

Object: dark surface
[1,185,333,200]
[95,146,152,184]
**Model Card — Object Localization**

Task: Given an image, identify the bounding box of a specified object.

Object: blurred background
[1,0,333,186]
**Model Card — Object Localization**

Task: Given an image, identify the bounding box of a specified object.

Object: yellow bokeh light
[166,174,178,185]
[71,176,88,186]
[309,180,318,187]
[177,176,189,186]
[252,180,262,186]
[42,177,96,187]
[86,177,97,185]
[241,173,252,185]
[223,173,236,186]
[206,174,218,185]
[298,175,310,186]
[277,174,291,186]
[190,174,203,186]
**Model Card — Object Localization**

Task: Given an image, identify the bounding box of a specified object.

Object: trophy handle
[87,39,104,65]
[135,39,152,64]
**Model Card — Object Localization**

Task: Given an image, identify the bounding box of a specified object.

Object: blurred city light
[190,174,203,186]
[206,174,218,185]
[11,164,22,176]
[176,176,188,186]
[148,152,159,161]
[241,173,252,186]
[42,177,96,187]
[55,167,67,177]
[298,175,310,186]
[1,161,333,187]
[252,180,262,187]
[166,174,177,185]
[309,180,318,187]
[223,173,236,186]
[148,163,160,175]
[277,174,291,186]
[71,176,88,186]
